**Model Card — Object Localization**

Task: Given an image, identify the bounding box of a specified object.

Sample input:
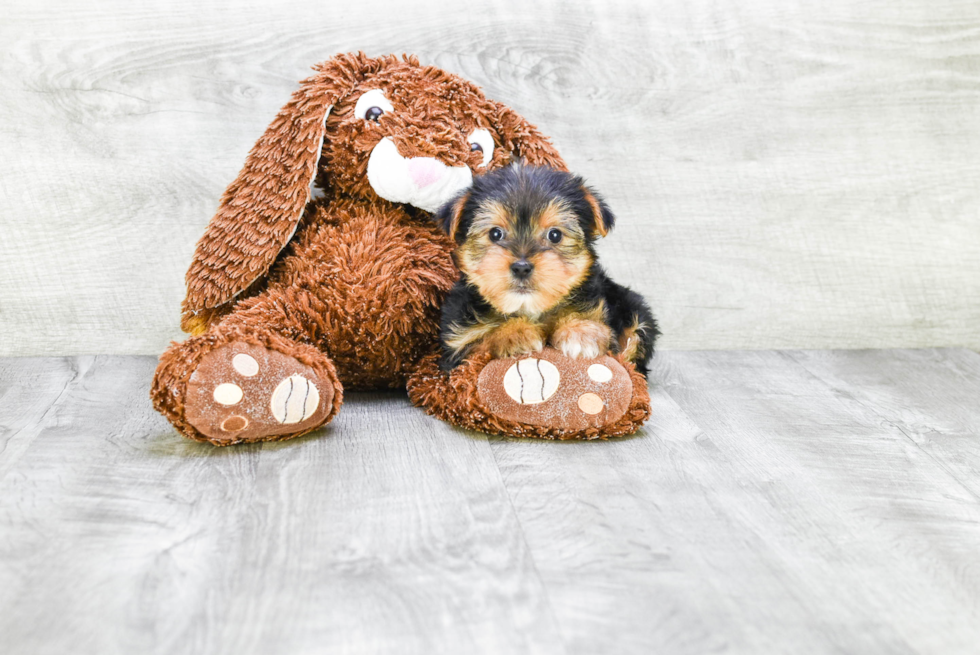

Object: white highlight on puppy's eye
[468,128,494,167]
[354,89,394,121]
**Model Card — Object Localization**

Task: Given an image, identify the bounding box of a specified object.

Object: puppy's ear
[435,190,471,244]
[582,186,615,238]
[181,52,391,331]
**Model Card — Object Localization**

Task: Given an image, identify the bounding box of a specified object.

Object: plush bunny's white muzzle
[366,137,473,213]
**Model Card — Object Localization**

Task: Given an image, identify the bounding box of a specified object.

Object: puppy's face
[442,166,615,316]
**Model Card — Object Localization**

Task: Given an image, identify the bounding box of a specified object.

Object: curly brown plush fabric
[407,350,651,440]
[151,52,649,445]
[153,323,344,445]
[179,53,564,328]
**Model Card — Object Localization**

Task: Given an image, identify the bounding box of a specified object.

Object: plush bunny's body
[151,53,650,445]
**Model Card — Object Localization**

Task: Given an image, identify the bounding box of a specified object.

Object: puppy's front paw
[552,319,612,359]
[493,338,544,359]
[481,318,545,359]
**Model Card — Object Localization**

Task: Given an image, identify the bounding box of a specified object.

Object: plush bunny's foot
[407,347,650,439]
[476,348,633,431]
[183,342,339,445]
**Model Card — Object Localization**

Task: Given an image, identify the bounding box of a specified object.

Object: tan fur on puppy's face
[457,199,592,317]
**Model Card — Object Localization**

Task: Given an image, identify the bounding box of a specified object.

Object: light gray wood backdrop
[1,0,978,356]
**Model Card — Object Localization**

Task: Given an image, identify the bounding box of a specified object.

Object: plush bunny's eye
[468,128,494,168]
[354,89,394,122]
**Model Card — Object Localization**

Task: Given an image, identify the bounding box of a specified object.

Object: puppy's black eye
[470,142,483,153]
[547,228,563,244]
[488,227,504,243]
[365,106,384,122]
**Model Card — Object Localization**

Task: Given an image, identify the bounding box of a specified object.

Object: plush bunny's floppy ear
[492,101,568,172]
[180,53,379,333]
[582,186,615,238]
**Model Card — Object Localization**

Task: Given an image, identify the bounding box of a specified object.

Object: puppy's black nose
[510,260,534,280]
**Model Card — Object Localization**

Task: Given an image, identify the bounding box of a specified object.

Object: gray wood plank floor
[1,349,979,654]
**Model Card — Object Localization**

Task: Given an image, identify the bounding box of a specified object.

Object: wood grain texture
[654,349,980,654]
[0,356,561,655]
[1,349,979,653]
[788,348,980,497]
[491,348,980,654]
[1,0,979,356]
[0,357,86,482]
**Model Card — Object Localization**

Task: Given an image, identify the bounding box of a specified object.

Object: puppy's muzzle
[510,259,534,281]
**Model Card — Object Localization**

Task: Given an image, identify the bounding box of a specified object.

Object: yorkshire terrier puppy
[435,164,659,375]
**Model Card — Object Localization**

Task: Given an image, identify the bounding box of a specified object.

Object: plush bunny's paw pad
[184,342,334,444]
[476,347,632,430]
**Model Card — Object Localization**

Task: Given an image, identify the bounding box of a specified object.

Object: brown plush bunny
[151,52,650,445]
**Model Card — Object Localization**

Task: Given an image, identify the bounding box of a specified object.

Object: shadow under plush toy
[151,52,652,445]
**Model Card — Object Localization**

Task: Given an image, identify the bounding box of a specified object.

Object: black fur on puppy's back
[438,279,493,370]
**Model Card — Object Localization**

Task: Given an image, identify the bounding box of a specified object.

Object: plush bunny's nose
[367,137,472,212]
[407,158,446,188]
